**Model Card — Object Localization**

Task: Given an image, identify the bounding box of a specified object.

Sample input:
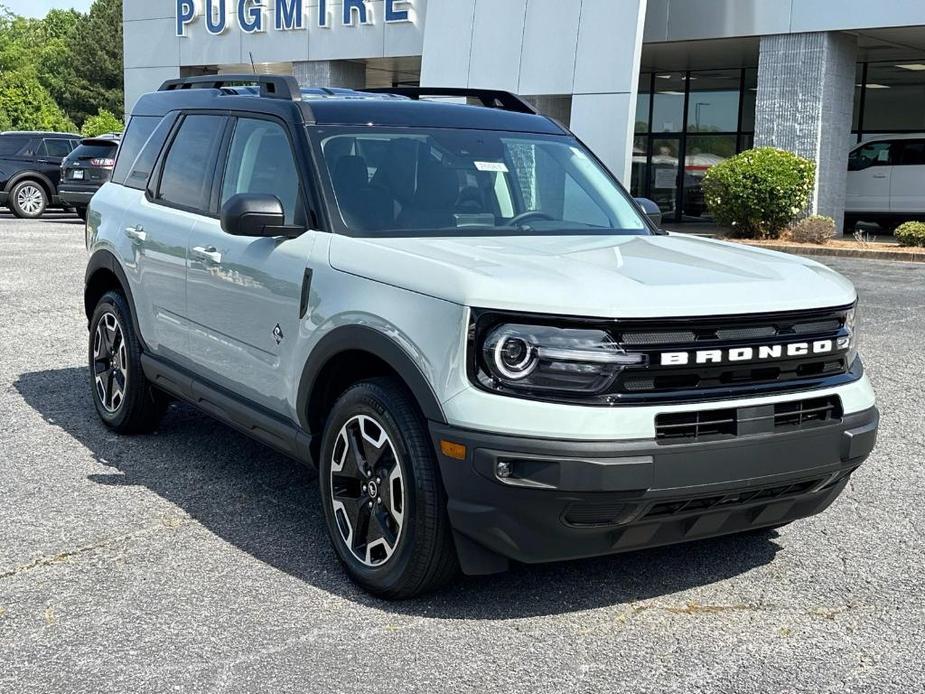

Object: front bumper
[431,406,878,575]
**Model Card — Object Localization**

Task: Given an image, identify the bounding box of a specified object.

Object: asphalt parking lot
[1,212,923,693]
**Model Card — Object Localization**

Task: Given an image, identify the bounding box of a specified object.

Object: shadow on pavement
[0,210,84,224]
[14,366,781,619]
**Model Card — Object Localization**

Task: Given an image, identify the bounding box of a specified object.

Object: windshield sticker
[474,161,509,173]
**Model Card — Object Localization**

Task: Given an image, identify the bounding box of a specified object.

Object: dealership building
[124,0,925,228]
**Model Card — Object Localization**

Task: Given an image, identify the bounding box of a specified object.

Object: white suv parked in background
[846,134,925,233]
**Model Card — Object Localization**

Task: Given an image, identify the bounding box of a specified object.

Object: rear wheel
[318,379,458,599]
[10,181,48,219]
[89,291,167,433]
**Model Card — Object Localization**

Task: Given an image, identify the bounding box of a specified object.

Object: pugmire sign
[176,0,415,37]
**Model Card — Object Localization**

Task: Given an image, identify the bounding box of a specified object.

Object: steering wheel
[509,210,556,227]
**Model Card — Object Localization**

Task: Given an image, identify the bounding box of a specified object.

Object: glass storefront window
[684,135,738,221]
[636,74,651,134]
[741,69,757,132]
[630,135,647,197]
[652,73,686,133]
[687,70,741,133]
[862,62,925,132]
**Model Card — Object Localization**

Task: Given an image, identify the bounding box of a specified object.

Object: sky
[2,0,93,18]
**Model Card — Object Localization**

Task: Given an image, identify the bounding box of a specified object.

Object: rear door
[185,115,315,412]
[39,138,75,190]
[889,139,925,215]
[846,140,894,213]
[124,113,227,360]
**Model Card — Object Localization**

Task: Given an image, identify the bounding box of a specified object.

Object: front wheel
[318,379,457,599]
[89,291,167,433]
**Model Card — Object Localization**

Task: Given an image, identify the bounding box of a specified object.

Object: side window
[0,136,29,157]
[221,118,303,226]
[896,141,925,166]
[42,139,73,158]
[848,142,892,171]
[123,116,175,190]
[156,115,226,213]
[112,115,163,186]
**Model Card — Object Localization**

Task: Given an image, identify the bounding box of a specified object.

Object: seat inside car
[332,155,393,231]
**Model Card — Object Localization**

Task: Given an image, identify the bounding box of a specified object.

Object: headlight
[479,323,646,396]
[844,304,859,364]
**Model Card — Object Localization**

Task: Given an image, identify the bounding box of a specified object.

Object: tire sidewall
[88,292,142,429]
[318,384,425,592]
[11,181,47,219]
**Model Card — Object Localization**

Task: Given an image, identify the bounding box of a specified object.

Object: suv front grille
[655,396,843,443]
[612,306,855,404]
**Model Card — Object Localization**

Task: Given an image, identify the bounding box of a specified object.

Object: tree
[0,68,77,132]
[81,108,123,137]
[45,0,124,126]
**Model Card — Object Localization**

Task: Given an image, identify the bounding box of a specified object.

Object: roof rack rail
[158,75,302,102]
[362,87,538,114]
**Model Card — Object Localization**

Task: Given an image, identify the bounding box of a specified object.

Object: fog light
[497,461,513,479]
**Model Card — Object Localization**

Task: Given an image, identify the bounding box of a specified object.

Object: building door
[647,136,682,220]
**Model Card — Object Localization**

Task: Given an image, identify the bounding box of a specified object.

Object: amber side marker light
[440,440,468,461]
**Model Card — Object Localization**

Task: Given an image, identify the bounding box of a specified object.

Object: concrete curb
[733,241,925,263]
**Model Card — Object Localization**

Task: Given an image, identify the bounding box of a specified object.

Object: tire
[76,207,87,221]
[318,378,458,599]
[88,290,168,434]
[843,214,860,235]
[9,180,48,219]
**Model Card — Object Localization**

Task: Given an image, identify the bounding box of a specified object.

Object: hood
[329,232,857,318]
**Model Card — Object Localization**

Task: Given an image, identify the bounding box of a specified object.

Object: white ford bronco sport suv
[84,77,878,599]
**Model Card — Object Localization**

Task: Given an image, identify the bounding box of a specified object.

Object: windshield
[310,127,650,237]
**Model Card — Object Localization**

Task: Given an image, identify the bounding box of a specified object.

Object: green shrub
[787,215,836,244]
[81,108,123,137]
[894,221,925,248]
[702,147,816,239]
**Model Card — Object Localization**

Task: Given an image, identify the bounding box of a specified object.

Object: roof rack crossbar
[158,75,302,102]
[361,87,538,114]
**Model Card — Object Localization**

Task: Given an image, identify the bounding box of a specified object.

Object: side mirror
[221,193,287,237]
[634,197,663,228]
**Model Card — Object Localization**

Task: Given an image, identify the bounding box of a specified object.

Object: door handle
[125,225,147,242]
[192,245,223,264]
[872,174,888,179]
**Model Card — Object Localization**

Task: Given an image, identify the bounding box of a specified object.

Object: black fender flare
[84,249,149,351]
[5,171,56,199]
[296,325,447,433]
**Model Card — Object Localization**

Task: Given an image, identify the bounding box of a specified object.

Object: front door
[847,140,894,213]
[186,116,314,413]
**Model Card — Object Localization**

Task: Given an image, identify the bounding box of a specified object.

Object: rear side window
[155,114,226,213]
[112,116,162,185]
[0,136,32,157]
[896,141,925,166]
[42,139,73,158]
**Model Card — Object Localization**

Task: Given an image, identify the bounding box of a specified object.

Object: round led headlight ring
[493,334,538,380]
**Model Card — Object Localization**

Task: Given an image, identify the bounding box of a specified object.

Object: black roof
[133,81,568,136]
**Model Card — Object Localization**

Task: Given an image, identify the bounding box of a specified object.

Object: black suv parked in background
[59,134,121,220]
[0,131,80,218]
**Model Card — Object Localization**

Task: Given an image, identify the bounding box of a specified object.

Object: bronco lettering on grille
[660,340,840,367]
